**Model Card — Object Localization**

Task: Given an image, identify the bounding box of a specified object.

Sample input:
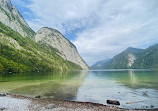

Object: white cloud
[12,0,158,65]
[72,0,158,65]
[25,0,104,33]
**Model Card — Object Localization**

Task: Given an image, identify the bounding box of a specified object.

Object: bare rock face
[127,53,136,67]
[35,27,89,70]
[0,0,35,38]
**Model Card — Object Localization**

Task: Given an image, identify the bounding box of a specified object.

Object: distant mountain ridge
[91,59,111,70]
[92,44,158,69]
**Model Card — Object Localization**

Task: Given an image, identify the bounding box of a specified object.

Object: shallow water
[0,70,158,109]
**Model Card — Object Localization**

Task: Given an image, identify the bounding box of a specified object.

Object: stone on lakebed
[107,100,120,105]
[0,93,7,97]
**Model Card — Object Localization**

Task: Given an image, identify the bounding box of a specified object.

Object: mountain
[104,45,158,69]
[137,44,158,69]
[0,0,35,38]
[105,47,144,69]
[35,27,89,70]
[92,44,158,69]
[0,0,89,73]
[0,22,84,72]
[91,59,111,70]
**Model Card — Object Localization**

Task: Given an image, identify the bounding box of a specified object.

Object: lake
[0,70,158,109]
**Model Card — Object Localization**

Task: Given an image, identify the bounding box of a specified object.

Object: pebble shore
[0,94,158,111]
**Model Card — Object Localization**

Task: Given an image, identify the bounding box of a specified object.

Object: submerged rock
[0,93,6,97]
[107,100,120,105]
[0,108,6,110]
[142,91,148,97]
[35,95,41,98]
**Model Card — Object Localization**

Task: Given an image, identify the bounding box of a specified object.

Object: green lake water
[0,70,158,109]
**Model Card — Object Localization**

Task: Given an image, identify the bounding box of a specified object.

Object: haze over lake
[0,70,158,109]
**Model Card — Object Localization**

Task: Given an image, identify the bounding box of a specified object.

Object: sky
[11,0,158,65]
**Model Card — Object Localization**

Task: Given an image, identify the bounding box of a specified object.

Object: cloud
[72,0,158,65]
[12,0,158,65]
[25,0,105,32]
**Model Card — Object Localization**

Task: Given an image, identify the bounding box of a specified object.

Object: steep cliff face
[0,0,35,38]
[35,27,89,70]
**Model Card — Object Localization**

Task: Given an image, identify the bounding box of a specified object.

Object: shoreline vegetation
[0,93,157,111]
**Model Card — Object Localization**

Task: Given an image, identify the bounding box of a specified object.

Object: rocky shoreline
[0,93,158,111]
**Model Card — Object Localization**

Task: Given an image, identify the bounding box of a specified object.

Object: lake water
[0,70,158,109]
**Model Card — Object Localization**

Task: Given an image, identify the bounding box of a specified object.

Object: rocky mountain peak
[35,27,89,70]
[36,27,77,48]
[125,47,144,54]
[0,0,35,38]
[126,47,134,50]
[0,0,12,10]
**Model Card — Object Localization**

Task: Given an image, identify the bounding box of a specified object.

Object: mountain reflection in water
[0,70,158,109]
